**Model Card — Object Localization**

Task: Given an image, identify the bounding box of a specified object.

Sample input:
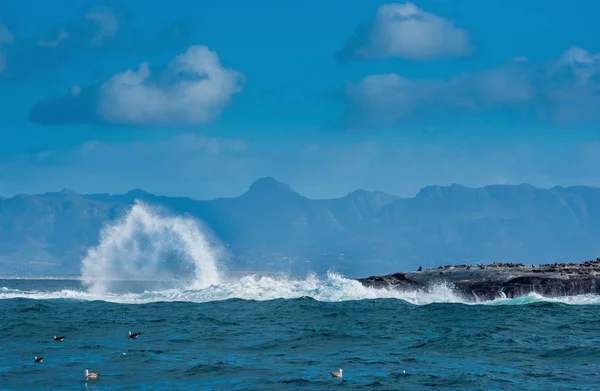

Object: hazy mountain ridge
[1,178,599,276]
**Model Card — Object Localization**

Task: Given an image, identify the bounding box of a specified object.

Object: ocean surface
[1,275,599,391]
[2,205,599,390]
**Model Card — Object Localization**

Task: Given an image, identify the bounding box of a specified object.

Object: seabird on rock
[128,331,141,339]
[330,369,343,378]
[85,369,99,380]
[33,356,43,363]
[53,335,65,341]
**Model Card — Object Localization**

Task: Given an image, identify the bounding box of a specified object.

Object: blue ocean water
[1,277,599,391]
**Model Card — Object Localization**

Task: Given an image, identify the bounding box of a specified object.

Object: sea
[1,203,599,390]
[1,275,599,391]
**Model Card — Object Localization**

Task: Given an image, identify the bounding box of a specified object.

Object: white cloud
[98,45,245,126]
[342,46,600,128]
[556,46,600,84]
[339,2,472,61]
[343,64,533,128]
[86,9,119,45]
[540,47,600,124]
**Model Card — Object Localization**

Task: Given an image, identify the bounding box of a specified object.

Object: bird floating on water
[53,335,65,341]
[85,369,99,380]
[33,356,43,363]
[128,331,141,339]
[330,369,343,378]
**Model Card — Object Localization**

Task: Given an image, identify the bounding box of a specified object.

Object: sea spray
[80,201,222,296]
[2,273,600,304]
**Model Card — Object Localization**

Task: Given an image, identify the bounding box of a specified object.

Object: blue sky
[1,0,600,199]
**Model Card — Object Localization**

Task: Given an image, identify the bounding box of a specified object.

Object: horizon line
[1,177,599,202]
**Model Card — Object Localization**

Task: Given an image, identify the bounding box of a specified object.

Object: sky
[1,0,600,199]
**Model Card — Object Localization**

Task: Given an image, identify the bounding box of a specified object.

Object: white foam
[487,292,600,306]
[1,272,598,305]
[80,201,221,295]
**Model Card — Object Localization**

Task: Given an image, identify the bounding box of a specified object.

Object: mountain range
[1,177,599,277]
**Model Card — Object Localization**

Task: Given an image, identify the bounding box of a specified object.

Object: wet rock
[356,258,600,301]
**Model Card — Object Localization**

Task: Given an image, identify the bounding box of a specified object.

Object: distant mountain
[0,177,599,276]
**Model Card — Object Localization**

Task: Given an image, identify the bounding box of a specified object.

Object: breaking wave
[1,272,599,305]
[80,202,222,296]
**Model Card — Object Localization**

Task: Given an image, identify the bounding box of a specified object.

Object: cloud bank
[341,47,600,129]
[338,2,472,61]
[30,45,245,126]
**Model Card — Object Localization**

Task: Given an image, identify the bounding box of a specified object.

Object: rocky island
[357,258,600,301]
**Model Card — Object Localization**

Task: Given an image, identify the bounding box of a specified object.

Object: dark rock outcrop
[357,258,600,301]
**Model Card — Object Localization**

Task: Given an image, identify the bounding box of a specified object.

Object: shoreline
[356,258,600,300]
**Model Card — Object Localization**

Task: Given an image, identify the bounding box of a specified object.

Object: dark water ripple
[0,291,599,389]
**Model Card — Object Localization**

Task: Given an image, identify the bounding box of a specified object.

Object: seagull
[53,335,65,341]
[85,369,99,380]
[330,369,343,378]
[34,356,43,363]
[128,331,141,339]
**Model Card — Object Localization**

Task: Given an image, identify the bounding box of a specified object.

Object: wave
[80,201,222,296]
[1,272,599,305]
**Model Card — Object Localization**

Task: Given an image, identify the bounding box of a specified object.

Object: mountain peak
[415,184,470,199]
[125,188,150,197]
[343,189,398,211]
[348,189,371,197]
[244,177,301,198]
[39,188,82,199]
[347,188,394,196]
[60,188,79,196]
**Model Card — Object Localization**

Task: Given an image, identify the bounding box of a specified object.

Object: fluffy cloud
[341,46,600,129]
[342,64,533,128]
[556,47,600,83]
[535,47,600,125]
[338,2,472,61]
[99,46,244,126]
[30,45,245,126]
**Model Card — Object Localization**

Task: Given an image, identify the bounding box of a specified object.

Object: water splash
[1,272,463,303]
[80,201,221,295]
[3,272,598,305]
